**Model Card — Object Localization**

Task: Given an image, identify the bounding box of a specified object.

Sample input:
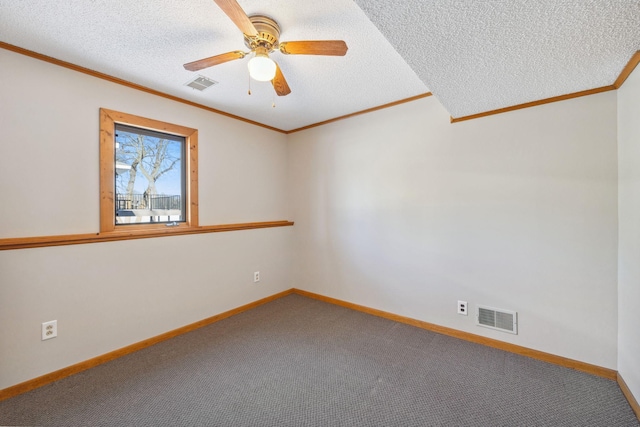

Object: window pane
[114,124,185,225]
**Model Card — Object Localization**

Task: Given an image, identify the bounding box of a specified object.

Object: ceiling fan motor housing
[244,15,281,52]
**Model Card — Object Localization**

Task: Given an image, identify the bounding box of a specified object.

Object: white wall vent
[476,305,517,334]
[185,75,218,91]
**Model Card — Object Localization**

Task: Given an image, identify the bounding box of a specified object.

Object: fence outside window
[116,194,181,211]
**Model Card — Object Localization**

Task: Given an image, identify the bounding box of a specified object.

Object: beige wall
[288,93,619,368]
[0,50,292,389]
[618,64,640,401]
[0,45,631,394]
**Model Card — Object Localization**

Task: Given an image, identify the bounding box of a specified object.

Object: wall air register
[476,305,518,334]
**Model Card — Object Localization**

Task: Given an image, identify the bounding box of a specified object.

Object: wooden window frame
[0,108,295,251]
[99,108,199,235]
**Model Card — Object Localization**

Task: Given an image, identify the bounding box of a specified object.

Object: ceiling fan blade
[271,62,291,96]
[183,51,246,71]
[213,0,258,36]
[279,40,348,56]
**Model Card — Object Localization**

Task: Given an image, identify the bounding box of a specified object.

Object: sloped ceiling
[354,0,640,119]
[1,1,639,130]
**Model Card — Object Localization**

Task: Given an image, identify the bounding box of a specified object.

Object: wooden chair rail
[0,220,294,251]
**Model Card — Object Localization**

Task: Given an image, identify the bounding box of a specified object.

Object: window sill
[0,220,294,251]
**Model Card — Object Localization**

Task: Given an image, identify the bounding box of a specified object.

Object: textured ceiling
[354,0,640,119]
[0,0,428,131]
[1,1,639,129]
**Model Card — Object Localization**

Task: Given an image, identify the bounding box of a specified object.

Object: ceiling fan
[183,0,348,96]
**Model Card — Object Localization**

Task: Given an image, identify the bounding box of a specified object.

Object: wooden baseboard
[291,288,617,380]
[618,373,640,420]
[0,289,294,402]
[1,287,625,405]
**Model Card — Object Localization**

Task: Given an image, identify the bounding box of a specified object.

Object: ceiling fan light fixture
[183,6,347,97]
[248,47,276,82]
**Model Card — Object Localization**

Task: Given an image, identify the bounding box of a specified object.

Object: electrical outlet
[253,271,260,283]
[457,301,468,316]
[42,320,57,340]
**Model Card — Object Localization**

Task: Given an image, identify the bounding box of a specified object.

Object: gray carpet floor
[0,293,638,426]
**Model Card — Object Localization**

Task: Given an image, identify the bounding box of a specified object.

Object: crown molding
[285,93,432,133]
[450,50,640,123]
[0,41,286,133]
[3,42,638,129]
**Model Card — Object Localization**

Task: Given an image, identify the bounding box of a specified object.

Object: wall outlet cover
[457,301,468,316]
[42,320,57,340]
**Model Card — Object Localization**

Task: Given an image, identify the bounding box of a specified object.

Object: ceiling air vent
[185,75,218,91]
[476,305,517,334]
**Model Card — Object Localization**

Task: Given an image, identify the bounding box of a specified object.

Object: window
[114,124,186,225]
[100,109,198,234]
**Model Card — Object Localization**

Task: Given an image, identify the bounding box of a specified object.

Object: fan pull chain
[272,91,276,108]
[248,74,252,95]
